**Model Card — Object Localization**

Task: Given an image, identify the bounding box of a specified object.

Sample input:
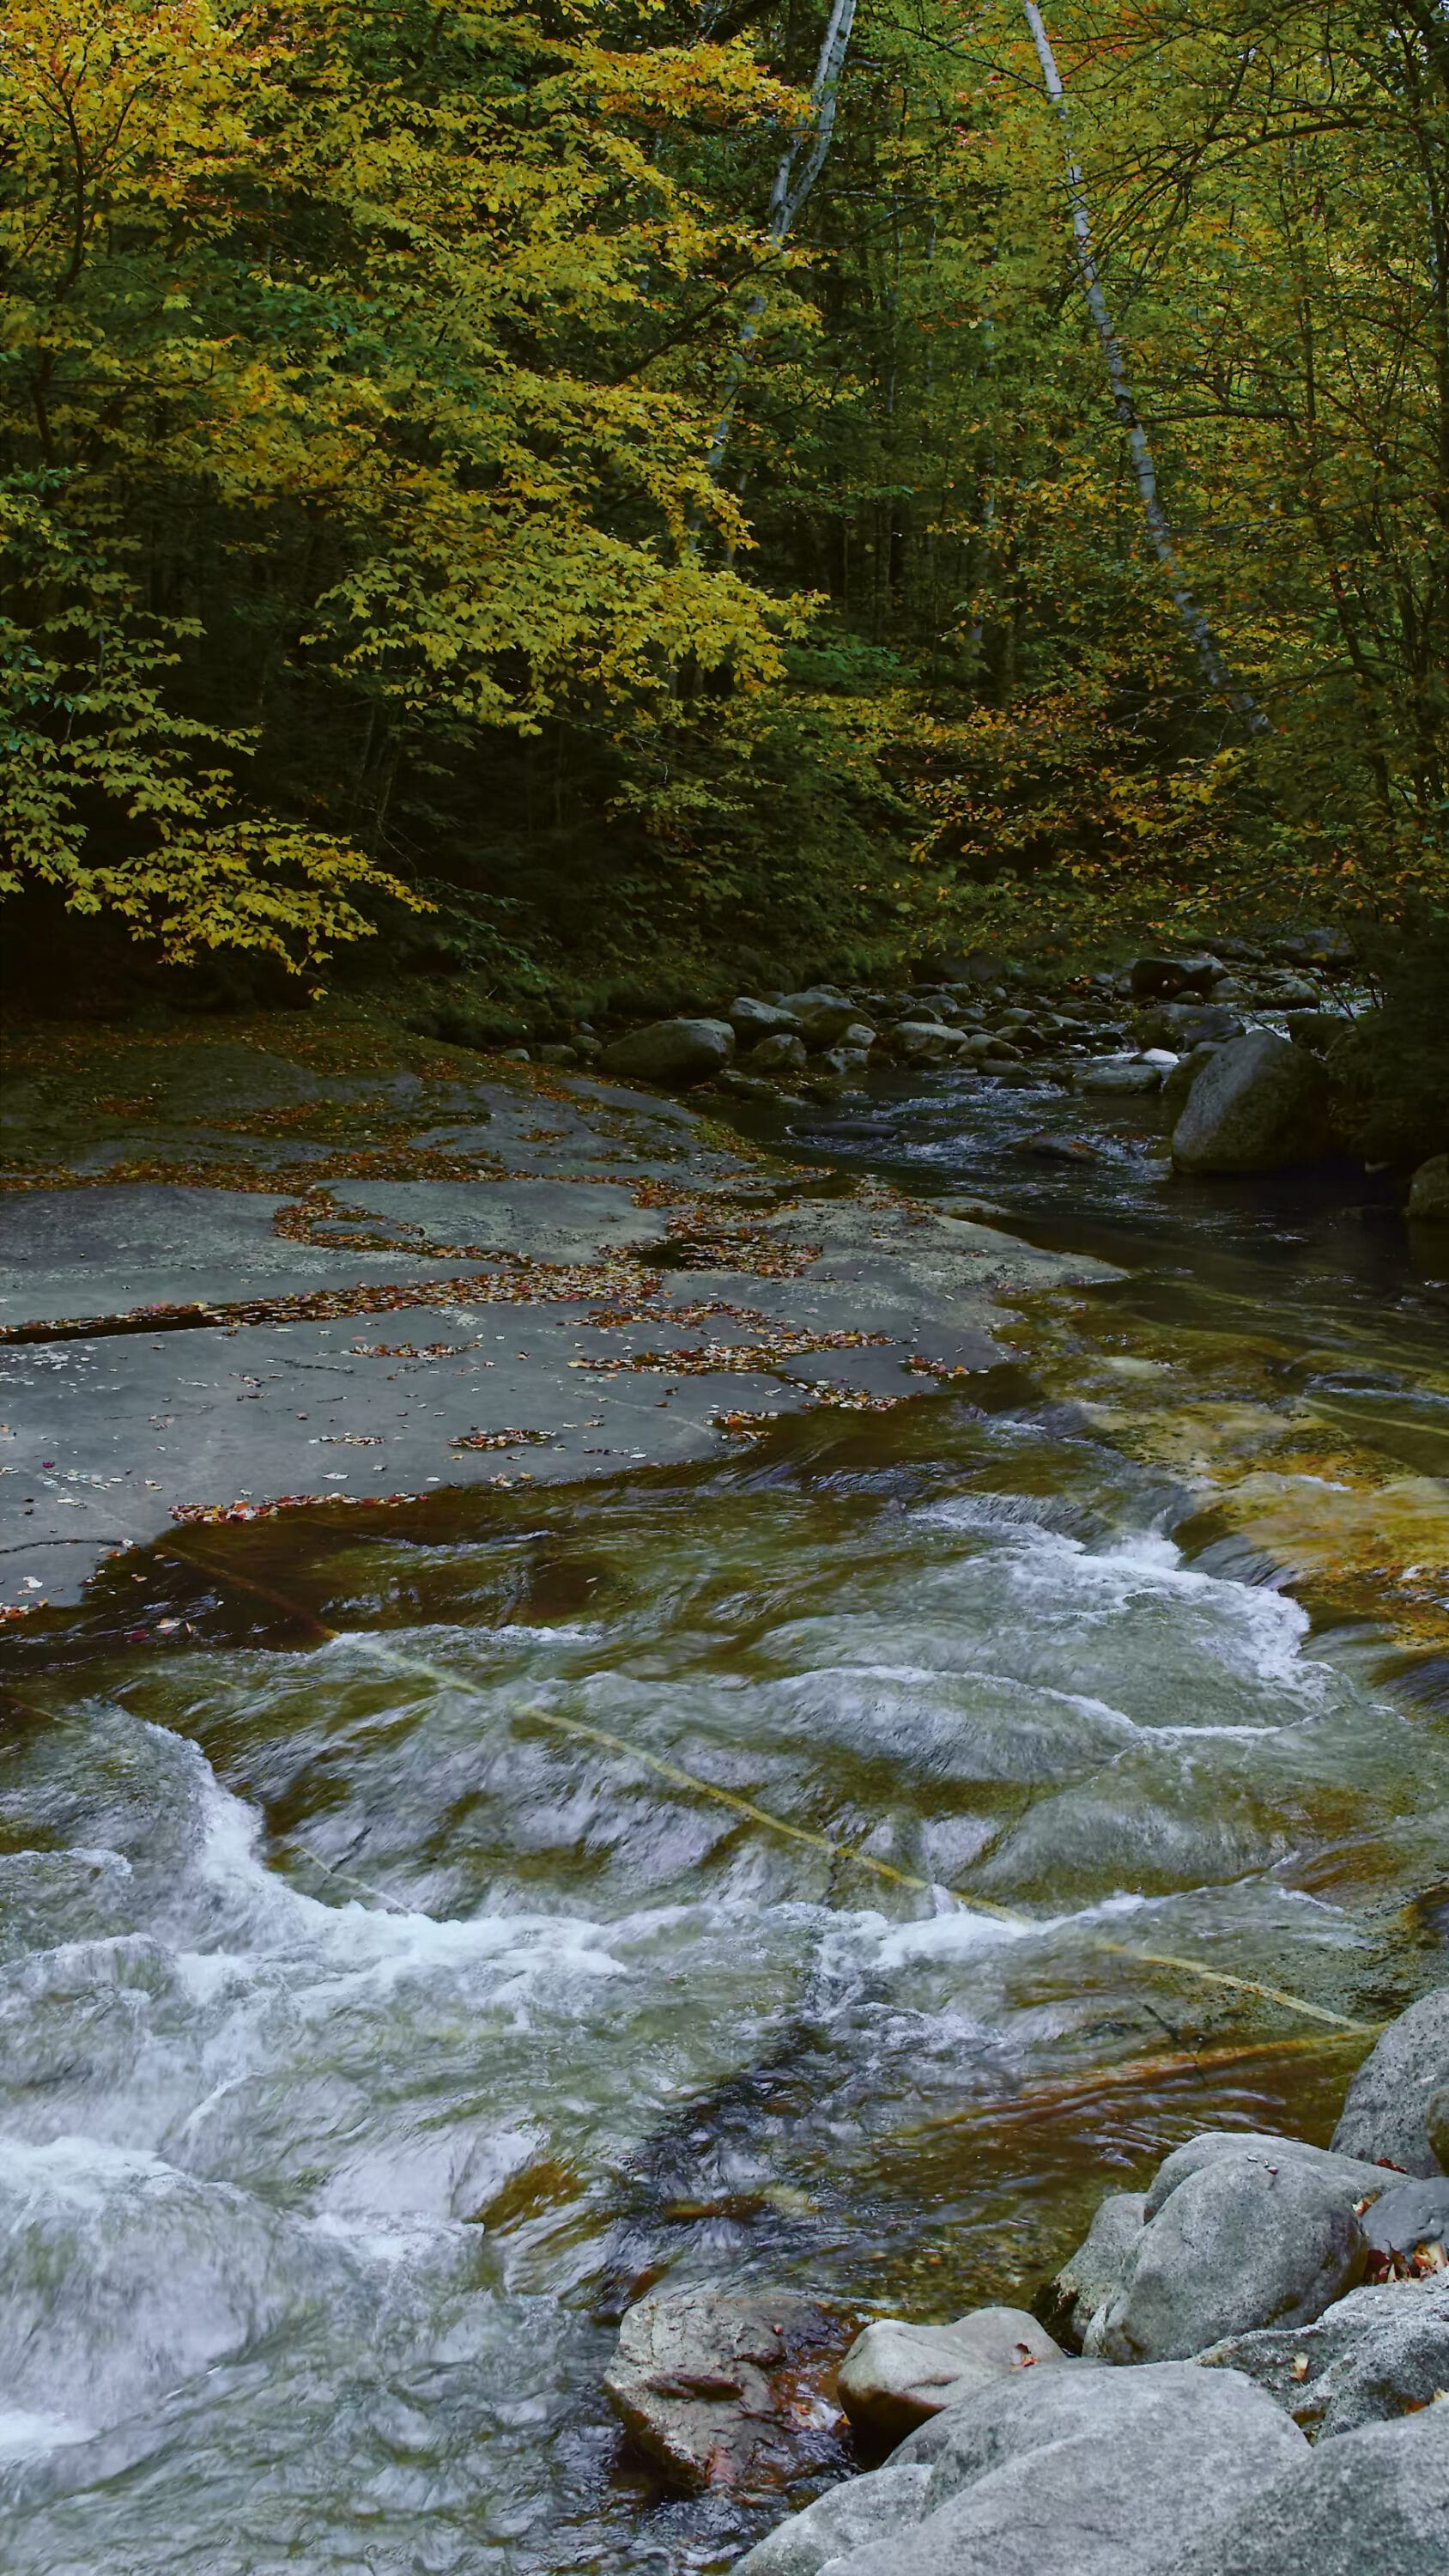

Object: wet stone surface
[0,1045,1112,1609]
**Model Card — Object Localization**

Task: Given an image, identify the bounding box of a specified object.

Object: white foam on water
[0,2409,96,2461]
[918,1507,1325,1698]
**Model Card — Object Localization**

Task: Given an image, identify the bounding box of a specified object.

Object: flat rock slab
[0,1315,810,1601]
[0,1050,1099,1612]
[317,1178,671,1261]
[0,1187,496,1331]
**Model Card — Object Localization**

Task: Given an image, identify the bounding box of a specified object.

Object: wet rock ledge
[602,1986,1449,2573]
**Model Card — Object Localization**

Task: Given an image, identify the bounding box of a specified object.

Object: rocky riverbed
[712,1990,1448,2574]
[0,978,1446,2575]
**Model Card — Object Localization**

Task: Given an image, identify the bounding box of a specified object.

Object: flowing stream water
[2,1066,1446,2574]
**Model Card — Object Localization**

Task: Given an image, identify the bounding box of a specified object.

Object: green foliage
[3,0,1448,988]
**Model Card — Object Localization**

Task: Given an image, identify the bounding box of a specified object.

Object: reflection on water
[1,1064,1446,2573]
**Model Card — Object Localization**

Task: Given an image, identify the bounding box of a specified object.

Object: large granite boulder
[1171,1030,1333,1172]
[836,2307,1064,2445]
[733,2460,934,2573]
[1161,1042,1222,1121]
[818,2360,1306,2576]
[1195,2270,1449,2437]
[1331,1989,1449,2176]
[600,1018,736,1085]
[604,2287,851,2491]
[1088,2135,1379,2363]
[1407,1154,1449,1224]
[1176,2403,1449,2576]
[1031,2190,1146,2351]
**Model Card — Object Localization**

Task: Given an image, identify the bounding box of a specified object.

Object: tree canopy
[3,0,1446,981]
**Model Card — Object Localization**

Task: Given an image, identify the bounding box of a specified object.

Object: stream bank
[0,999,1446,2573]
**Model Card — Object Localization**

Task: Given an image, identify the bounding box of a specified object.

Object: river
[2,1060,1446,2573]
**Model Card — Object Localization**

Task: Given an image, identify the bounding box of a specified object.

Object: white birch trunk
[1021,0,1264,726]
[705,0,858,483]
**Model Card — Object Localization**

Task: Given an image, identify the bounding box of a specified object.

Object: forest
[3,0,1447,1005]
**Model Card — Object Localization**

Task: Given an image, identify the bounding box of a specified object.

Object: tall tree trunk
[705,0,858,483]
[1021,0,1264,730]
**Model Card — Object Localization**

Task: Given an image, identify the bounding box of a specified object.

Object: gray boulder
[836,2308,1064,2446]
[752,1031,809,1075]
[1362,2175,1449,2265]
[603,2287,849,2491]
[798,1001,871,1047]
[890,1022,967,1066]
[1161,1042,1222,1121]
[1090,2139,1371,2362]
[1195,2271,1449,2437]
[731,997,806,1044]
[1031,2190,1146,2351]
[824,2360,1307,2576]
[1141,2130,1388,2221]
[1076,1060,1162,1094]
[1176,2403,1449,2576]
[1332,1989,1449,2176]
[779,985,852,1015]
[1407,1154,1449,1224]
[1172,1029,1333,1172]
[732,2462,934,2573]
[600,1018,736,1086]
[1139,1000,1246,1050]
[1130,955,1223,1001]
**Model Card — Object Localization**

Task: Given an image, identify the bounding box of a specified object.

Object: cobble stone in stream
[835,2309,1065,2445]
[603,2287,852,2491]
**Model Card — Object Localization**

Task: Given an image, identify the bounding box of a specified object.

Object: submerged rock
[599,1016,736,1085]
[1176,2403,1449,2576]
[1171,1030,1333,1172]
[836,2307,1064,2445]
[1331,1988,1449,2176]
[1088,2135,1375,2363]
[603,2287,850,2492]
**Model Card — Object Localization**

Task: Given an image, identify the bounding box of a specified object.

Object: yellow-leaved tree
[0,0,802,968]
